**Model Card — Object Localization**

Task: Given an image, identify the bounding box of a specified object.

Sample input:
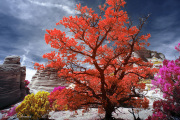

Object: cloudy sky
[0,0,180,81]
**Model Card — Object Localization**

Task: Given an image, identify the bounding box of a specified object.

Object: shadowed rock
[0,56,26,110]
[134,47,165,62]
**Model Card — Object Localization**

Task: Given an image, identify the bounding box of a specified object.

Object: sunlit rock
[28,67,69,93]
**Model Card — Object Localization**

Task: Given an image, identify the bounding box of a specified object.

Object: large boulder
[0,56,26,109]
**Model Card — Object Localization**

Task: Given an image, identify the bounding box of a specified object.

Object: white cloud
[26,68,36,81]
[28,0,75,14]
[2,0,76,27]
[21,55,27,66]
[0,60,3,64]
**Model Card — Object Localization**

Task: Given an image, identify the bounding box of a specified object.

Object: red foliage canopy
[35,0,158,119]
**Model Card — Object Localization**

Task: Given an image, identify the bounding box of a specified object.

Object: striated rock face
[3,56,21,64]
[118,47,165,69]
[0,56,26,109]
[133,47,165,63]
[28,67,69,93]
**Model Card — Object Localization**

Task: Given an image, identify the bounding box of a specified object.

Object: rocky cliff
[0,56,26,109]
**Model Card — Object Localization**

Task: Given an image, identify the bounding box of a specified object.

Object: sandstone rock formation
[118,47,165,69]
[117,48,165,80]
[134,48,165,70]
[28,67,69,93]
[137,48,165,79]
[0,56,26,109]
[133,47,165,63]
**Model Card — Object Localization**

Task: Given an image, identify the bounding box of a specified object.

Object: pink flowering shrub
[24,80,30,94]
[7,106,17,117]
[52,86,66,93]
[147,43,180,119]
[175,43,180,52]
[24,80,30,88]
[0,105,17,120]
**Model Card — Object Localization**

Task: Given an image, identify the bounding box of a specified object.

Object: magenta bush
[52,86,66,93]
[147,43,180,119]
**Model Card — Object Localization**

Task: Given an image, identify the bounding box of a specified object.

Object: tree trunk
[105,112,113,120]
[104,107,114,120]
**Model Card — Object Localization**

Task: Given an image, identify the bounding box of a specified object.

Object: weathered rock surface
[3,55,21,64]
[28,67,69,93]
[117,47,165,70]
[133,47,165,62]
[0,56,26,110]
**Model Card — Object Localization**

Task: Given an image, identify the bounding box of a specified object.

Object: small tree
[35,0,158,119]
[147,43,180,120]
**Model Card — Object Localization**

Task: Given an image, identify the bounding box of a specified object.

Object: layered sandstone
[0,56,26,109]
[28,67,69,93]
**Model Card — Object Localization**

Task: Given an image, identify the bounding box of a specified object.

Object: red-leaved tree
[34,0,158,119]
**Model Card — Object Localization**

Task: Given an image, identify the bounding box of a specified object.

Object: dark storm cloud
[0,0,77,80]
[0,13,40,56]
